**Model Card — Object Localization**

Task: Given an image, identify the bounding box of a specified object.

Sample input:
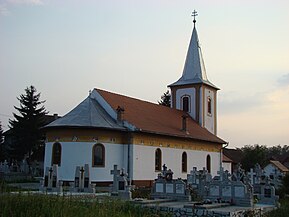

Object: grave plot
[151,164,191,201]
[110,165,133,200]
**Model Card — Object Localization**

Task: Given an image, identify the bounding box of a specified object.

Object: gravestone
[110,165,132,200]
[187,167,198,187]
[3,160,10,174]
[204,166,253,207]
[110,164,120,194]
[43,165,59,191]
[74,166,80,188]
[258,176,279,205]
[151,164,191,201]
[74,164,91,193]
[187,167,212,197]
[20,159,29,174]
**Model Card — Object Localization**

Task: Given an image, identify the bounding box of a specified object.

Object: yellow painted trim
[45,128,222,153]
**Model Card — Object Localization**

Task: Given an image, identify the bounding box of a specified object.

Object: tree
[240,144,268,171]
[282,173,289,195]
[9,85,47,160]
[0,121,3,145]
[0,121,3,160]
[158,90,171,107]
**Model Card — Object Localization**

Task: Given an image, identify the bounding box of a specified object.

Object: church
[43,14,226,187]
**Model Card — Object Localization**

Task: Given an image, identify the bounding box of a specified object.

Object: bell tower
[168,11,219,135]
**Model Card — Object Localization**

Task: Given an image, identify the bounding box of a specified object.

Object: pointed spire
[169,11,218,89]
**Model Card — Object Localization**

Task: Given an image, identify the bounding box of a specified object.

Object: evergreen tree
[0,121,3,160]
[158,90,171,107]
[9,86,47,160]
[0,121,3,145]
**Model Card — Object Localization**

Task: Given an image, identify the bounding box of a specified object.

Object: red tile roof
[96,88,225,144]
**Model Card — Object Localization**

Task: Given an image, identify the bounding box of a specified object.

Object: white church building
[43,15,226,187]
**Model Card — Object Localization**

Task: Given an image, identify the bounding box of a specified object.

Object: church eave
[43,125,127,132]
[168,80,220,90]
[135,128,225,144]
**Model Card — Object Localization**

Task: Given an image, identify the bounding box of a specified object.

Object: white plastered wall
[132,144,220,180]
[263,164,282,176]
[222,162,232,174]
[203,88,215,135]
[175,88,196,119]
[44,142,127,182]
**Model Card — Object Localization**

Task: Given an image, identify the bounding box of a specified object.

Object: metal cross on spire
[192,10,198,26]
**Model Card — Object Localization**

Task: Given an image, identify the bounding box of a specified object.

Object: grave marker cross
[110,165,121,192]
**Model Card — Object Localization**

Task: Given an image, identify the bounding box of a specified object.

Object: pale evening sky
[0,0,288,148]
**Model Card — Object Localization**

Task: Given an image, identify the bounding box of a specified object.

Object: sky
[0,0,288,148]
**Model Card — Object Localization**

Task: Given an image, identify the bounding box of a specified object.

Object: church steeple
[168,11,219,135]
[169,11,217,89]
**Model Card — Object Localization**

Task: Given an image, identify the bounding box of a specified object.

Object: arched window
[182,152,187,173]
[207,97,212,115]
[206,154,211,173]
[182,96,189,112]
[155,148,162,171]
[52,142,61,166]
[92,144,105,167]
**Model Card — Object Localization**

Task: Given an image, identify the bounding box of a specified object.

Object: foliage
[0,121,3,145]
[264,198,289,217]
[279,173,289,198]
[0,193,166,217]
[9,85,47,160]
[235,144,289,172]
[0,121,4,161]
[239,144,269,171]
[158,90,171,107]
[266,145,289,158]
[132,187,151,199]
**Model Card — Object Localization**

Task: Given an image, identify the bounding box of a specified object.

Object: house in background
[222,153,233,173]
[222,148,243,174]
[264,160,289,178]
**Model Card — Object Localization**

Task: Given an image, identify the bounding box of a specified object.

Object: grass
[0,181,170,217]
[0,193,162,217]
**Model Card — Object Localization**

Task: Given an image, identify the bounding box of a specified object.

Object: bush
[132,187,151,199]
[265,198,289,217]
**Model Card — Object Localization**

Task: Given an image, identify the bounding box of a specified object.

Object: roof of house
[271,154,289,164]
[223,148,243,164]
[45,96,126,130]
[269,160,289,173]
[222,154,233,162]
[97,88,225,144]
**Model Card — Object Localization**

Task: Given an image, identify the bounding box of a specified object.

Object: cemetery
[1,160,285,217]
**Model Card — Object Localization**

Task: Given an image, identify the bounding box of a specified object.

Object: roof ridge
[95,88,185,113]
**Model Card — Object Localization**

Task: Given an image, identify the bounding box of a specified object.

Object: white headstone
[210,185,220,196]
[176,183,185,194]
[166,183,174,193]
[234,186,245,198]
[156,183,164,193]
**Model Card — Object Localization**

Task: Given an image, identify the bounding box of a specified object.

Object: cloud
[278,73,289,87]
[6,0,43,5]
[0,4,10,15]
